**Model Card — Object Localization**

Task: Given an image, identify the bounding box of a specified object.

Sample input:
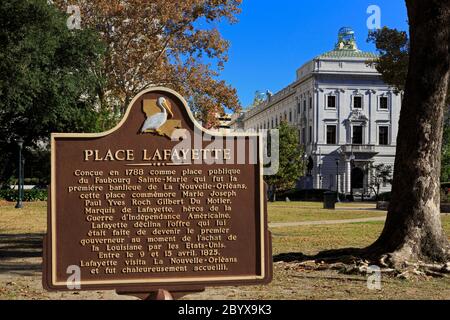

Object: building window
[303,100,307,113]
[271,119,274,128]
[352,125,363,144]
[380,96,388,110]
[327,95,336,109]
[379,126,389,145]
[297,102,301,114]
[326,125,337,144]
[353,96,362,109]
[302,128,306,144]
[289,110,292,122]
[309,126,312,143]
[309,97,313,109]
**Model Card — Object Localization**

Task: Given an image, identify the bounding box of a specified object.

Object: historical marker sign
[43,87,272,293]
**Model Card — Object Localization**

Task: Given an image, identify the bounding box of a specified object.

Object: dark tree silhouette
[365,0,450,267]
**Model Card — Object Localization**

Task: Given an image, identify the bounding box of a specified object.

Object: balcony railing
[340,144,376,153]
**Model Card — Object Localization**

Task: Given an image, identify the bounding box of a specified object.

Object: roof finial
[335,27,358,51]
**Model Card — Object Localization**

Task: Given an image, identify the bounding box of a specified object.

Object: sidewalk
[269,213,449,228]
[269,216,387,228]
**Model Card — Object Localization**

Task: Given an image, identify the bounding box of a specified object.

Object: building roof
[315,27,378,60]
[238,27,380,120]
[315,49,378,60]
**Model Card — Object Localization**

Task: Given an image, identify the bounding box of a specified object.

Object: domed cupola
[335,27,359,51]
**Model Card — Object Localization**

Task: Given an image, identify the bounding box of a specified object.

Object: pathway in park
[268,212,449,228]
[269,216,387,228]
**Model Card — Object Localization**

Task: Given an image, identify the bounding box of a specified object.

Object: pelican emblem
[141,96,182,138]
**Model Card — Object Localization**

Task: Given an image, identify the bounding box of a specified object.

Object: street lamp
[15,138,24,209]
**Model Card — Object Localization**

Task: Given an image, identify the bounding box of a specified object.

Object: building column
[316,153,322,189]
[366,163,372,195]
[315,172,321,189]
[335,174,341,193]
[346,160,351,194]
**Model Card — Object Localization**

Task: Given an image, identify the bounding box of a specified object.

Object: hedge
[441,182,450,190]
[376,183,450,202]
[0,188,48,202]
[373,192,391,201]
[277,189,347,202]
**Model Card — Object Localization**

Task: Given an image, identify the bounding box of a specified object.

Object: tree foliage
[368,26,450,182]
[265,122,305,199]
[0,0,105,184]
[368,164,393,200]
[368,27,410,93]
[53,0,242,128]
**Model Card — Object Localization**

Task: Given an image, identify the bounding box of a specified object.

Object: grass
[0,200,449,300]
[271,221,386,255]
[267,201,385,223]
[271,201,377,208]
[0,201,47,234]
[0,201,385,231]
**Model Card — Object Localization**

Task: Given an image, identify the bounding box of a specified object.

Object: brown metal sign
[43,87,272,292]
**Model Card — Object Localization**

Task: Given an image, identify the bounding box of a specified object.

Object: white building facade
[231,28,401,197]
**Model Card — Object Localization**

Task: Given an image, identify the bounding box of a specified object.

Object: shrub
[374,189,450,203]
[0,188,48,202]
[440,187,450,203]
[441,182,450,190]
[376,192,391,201]
[277,189,346,202]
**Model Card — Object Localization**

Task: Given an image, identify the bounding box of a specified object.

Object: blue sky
[213,0,408,108]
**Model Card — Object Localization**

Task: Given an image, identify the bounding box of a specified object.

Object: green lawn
[270,201,377,208]
[267,201,450,255]
[272,221,385,255]
[267,201,385,223]
[0,201,385,233]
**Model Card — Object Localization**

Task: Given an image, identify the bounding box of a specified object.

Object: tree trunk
[367,0,450,266]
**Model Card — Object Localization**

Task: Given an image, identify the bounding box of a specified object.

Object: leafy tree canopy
[53,0,242,128]
[265,122,305,197]
[368,163,393,200]
[368,27,410,93]
[0,0,105,183]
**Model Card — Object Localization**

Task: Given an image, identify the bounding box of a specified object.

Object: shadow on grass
[273,252,313,263]
[273,247,366,264]
[0,233,43,275]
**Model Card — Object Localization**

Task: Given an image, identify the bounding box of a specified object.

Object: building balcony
[340,144,378,155]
